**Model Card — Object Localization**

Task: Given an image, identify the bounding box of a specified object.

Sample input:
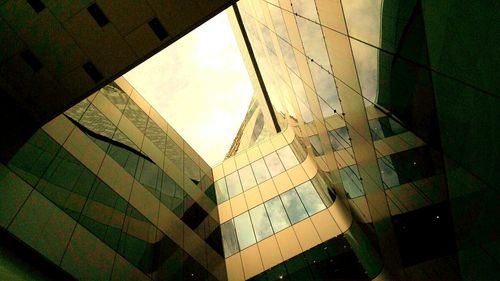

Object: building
[0,0,498,281]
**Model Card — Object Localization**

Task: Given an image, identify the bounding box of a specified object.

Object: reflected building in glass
[0,0,498,281]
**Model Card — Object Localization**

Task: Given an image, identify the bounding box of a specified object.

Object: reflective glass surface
[264,152,285,177]
[264,197,290,233]
[226,171,243,198]
[249,205,273,242]
[221,220,239,257]
[215,178,229,203]
[280,189,308,224]
[251,159,271,184]
[234,212,257,250]
[295,181,326,216]
[276,146,299,170]
[238,165,257,191]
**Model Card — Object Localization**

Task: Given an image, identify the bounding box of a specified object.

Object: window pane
[329,127,351,150]
[264,197,290,233]
[309,135,324,156]
[277,146,299,170]
[251,159,271,183]
[226,172,243,198]
[295,182,326,216]
[238,165,256,191]
[215,178,229,203]
[280,189,308,224]
[249,205,273,241]
[264,152,285,177]
[234,212,256,250]
[378,157,400,188]
[221,220,239,257]
[340,165,364,198]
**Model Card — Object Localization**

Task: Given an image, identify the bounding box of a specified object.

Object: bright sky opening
[124,11,253,166]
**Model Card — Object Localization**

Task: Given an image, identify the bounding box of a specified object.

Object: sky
[124,12,254,167]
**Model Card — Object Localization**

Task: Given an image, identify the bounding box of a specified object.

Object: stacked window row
[215,145,300,203]
[7,130,219,279]
[221,180,334,257]
[340,146,443,198]
[66,116,223,256]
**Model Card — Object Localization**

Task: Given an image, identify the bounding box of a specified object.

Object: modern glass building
[0,0,498,281]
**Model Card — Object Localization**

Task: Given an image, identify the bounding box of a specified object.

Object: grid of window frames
[220,178,332,257]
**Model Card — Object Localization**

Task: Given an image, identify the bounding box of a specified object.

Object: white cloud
[124,11,253,166]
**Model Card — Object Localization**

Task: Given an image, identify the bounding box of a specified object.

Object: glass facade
[0,0,497,281]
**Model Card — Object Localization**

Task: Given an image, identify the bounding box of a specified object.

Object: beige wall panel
[259,179,278,201]
[316,0,347,33]
[302,155,318,179]
[273,171,293,194]
[275,227,301,260]
[271,134,287,150]
[230,193,248,217]
[328,199,353,232]
[310,208,342,242]
[213,164,225,180]
[287,165,308,186]
[114,77,134,96]
[244,187,263,210]
[246,146,262,162]
[259,140,274,156]
[42,115,75,145]
[226,253,245,281]
[293,218,321,251]
[257,235,283,270]
[240,244,264,279]
[223,157,237,175]
[323,28,360,93]
[235,152,250,169]
[218,200,233,223]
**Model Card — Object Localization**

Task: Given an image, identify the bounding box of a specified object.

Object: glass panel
[221,220,239,257]
[295,181,326,216]
[264,152,285,177]
[378,157,400,188]
[215,178,229,203]
[249,205,273,242]
[280,189,308,224]
[276,146,299,170]
[238,165,257,191]
[226,172,243,198]
[309,135,324,156]
[251,159,271,184]
[264,197,290,233]
[340,165,365,198]
[234,212,256,250]
[123,99,148,133]
[329,127,351,150]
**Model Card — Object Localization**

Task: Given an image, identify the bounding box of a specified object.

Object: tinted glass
[295,181,326,216]
[251,159,271,183]
[234,212,256,250]
[264,152,285,177]
[276,146,299,170]
[238,165,257,191]
[280,189,308,223]
[265,197,290,232]
[226,172,243,198]
[249,205,273,241]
